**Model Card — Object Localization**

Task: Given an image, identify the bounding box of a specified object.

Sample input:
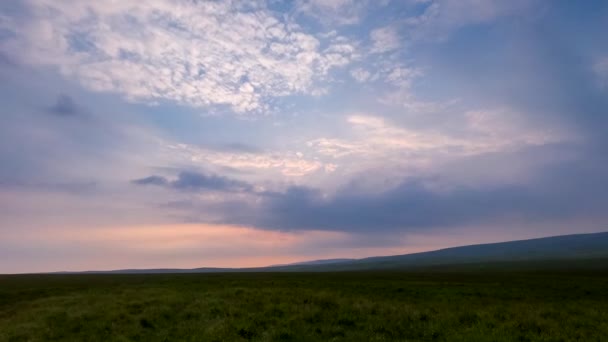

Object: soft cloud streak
[308,111,564,164]
[370,26,401,54]
[132,171,254,193]
[162,142,334,178]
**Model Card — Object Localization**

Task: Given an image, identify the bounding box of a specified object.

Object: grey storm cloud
[152,143,608,234]
[132,175,169,187]
[197,144,608,233]
[132,171,253,193]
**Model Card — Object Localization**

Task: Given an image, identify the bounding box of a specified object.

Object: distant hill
[271,258,356,267]
[55,231,608,274]
[270,231,608,272]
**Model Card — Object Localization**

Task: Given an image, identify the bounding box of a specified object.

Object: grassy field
[1,270,607,341]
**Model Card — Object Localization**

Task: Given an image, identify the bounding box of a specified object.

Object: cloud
[370,26,401,54]
[308,111,562,163]
[295,0,370,26]
[368,63,430,110]
[302,109,571,193]
[132,171,253,193]
[350,67,371,82]
[213,144,608,233]
[162,142,331,178]
[131,175,168,187]
[3,0,357,113]
[46,94,83,116]
[171,171,253,192]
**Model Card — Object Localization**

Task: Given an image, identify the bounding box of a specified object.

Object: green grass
[1,271,607,341]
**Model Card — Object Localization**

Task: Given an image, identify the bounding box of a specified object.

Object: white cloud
[309,110,565,163]
[370,26,401,53]
[374,65,437,111]
[304,109,571,189]
[385,66,421,87]
[350,68,371,82]
[161,142,332,178]
[379,87,444,113]
[2,0,357,113]
[464,109,565,148]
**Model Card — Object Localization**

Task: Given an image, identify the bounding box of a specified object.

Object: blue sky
[1,0,607,273]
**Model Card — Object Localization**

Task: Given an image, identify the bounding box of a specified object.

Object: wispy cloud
[349,67,372,82]
[46,94,84,117]
[161,142,334,178]
[132,171,254,193]
[370,26,401,54]
[308,110,564,164]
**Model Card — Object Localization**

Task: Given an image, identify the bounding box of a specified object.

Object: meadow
[1,270,607,341]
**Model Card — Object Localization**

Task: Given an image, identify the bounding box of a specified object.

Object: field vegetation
[1,269,607,341]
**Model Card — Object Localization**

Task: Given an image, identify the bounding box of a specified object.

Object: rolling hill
[55,231,608,274]
[294,231,608,271]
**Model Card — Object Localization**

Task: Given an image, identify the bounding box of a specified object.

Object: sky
[1,0,607,273]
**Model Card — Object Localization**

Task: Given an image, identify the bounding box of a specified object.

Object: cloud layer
[3,0,357,113]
